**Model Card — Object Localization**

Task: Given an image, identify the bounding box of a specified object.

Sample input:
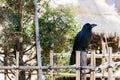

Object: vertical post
[101,41,106,80]
[108,47,114,80]
[34,0,43,80]
[16,52,19,80]
[90,50,95,80]
[50,50,54,80]
[4,72,7,80]
[76,51,80,80]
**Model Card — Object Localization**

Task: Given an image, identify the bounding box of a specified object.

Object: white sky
[54,0,78,4]
[50,0,79,6]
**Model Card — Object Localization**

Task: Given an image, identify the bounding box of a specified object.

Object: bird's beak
[90,24,97,27]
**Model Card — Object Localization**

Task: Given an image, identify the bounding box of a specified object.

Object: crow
[69,23,97,65]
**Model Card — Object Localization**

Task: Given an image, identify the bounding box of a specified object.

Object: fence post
[90,50,95,80]
[50,50,54,80]
[76,51,80,80]
[34,0,43,79]
[102,42,106,80]
[108,47,114,80]
[16,52,19,80]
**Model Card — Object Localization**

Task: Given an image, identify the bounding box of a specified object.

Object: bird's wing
[69,31,83,65]
[72,31,83,55]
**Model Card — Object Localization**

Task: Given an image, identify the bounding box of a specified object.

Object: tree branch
[23,43,36,53]
[24,55,36,64]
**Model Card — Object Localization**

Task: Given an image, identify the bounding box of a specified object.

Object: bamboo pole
[54,73,120,78]
[93,51,96,80]
[50,50,54,80]
[0,65,94,70]
[34,0,43,80]
[90,50,95,80]
[76,51,80,80]
[108,47,114,80]
[16,52,19,80]
[80,51,87,80]
[101,41,106,80]
[87,54,120,58]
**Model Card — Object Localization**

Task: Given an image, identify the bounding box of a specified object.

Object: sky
[50,0,79,6]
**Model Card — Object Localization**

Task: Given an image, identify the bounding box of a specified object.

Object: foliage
[0,0,120,80]
[38,3,77,54]
[0,0,78,79]
[53,52,75,74]
[0,0,36,80]
[37,2,78,67]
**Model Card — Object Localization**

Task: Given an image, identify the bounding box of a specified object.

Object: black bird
[69,23,97,65]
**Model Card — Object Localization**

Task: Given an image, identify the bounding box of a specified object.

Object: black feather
[69,23,97,65]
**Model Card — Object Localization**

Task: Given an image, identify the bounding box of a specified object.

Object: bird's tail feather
[69,54,75,65]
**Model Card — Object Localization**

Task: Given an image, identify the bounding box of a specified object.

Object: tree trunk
[15,0,26,80]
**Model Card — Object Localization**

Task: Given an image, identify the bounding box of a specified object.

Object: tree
[0,0,36,80]
[38,2,77,65]
[0,0,78,79]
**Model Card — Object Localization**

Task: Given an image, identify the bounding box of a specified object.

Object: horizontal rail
[87,54,120,58]
[0,66,99,70]
[57,73,120,78]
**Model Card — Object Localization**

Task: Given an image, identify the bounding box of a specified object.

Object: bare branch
[23,43,36,53]
[24,55,36,64]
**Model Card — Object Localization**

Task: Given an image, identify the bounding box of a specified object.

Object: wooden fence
[0,47,120,80]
